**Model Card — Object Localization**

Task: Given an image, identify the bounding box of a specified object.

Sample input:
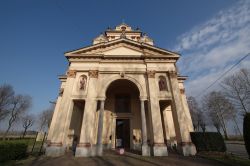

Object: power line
[195,52,250,98]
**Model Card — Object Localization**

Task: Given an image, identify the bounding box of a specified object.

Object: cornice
[66,53,179,63]
[58,75,67,82]
[177,75,188,81]
[65,38,180,58]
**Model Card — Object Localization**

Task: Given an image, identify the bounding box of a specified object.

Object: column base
[103,143,112,150]
[45,143,66,157]
[96,144,103,156]
[178,142,196,156]
[142,144,150,156]
[75,143,97,157]
[152,143,168,156]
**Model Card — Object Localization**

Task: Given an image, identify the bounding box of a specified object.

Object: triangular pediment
[103,46,142,55]
[65,38,180,59]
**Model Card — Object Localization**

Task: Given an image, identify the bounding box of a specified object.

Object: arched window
[159,76,168,91]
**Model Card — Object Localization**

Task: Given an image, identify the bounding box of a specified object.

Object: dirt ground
[27,150,226,166]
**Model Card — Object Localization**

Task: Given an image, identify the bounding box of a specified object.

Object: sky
[0,0,249,118]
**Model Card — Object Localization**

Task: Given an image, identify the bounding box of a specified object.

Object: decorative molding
[120,72,125,78]
[77,142,91,147]
[180,142,194,146]
[88,70,98,78]
[59,88,64,96]
[153,142,166,147]
[168,71,177,78]
[67,70,76,78]
[65,38,180,59]
[48,142,63,147]
[139,97,147,101]
[71,95,87,99]
[147,70,156,78]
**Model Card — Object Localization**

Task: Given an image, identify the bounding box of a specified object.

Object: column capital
[168,71,177,78]
[89,70,99,78]
[67,70,76,78]
[96,97,106,101]
[180,88,185,94]
[147,70,156,78]
[140,96,147,101]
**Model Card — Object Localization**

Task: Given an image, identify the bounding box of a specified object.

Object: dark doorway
[115,94,131,113]
[116,119,130,149]
[69,100,85,154]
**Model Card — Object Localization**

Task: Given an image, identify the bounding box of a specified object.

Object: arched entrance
[104,79,143,151]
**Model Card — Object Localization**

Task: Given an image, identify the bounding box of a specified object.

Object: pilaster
[75,70,99,157]
[169,71,196,156]
[47,91,62,142]
[146,70,168,156]
[180,88,194,132]
[46,70,76,156]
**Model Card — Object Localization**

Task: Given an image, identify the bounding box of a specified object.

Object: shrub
[0,140,28,162]
[190,132,226,152]
[243,113,250,158]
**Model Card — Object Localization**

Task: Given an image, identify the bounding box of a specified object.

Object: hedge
[190,132,226,152]
[0,140,28,162]
[243,113,250,158]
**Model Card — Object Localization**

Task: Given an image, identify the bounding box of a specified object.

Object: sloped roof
[65,37,180,59]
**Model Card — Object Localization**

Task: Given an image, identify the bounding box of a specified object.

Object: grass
[198,152,250,166]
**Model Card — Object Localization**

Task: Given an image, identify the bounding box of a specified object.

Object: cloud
[174,0,250,97]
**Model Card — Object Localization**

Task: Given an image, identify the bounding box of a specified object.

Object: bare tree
[232,114,243,137]
[200,116,207,133]
[221,68,250,114]
[203,91,236,139]
[3,95,32,139]
[21,114,35,138]
[0,84,14,121]
[210,114,222,134]
[188,96,206,132]
[38,106,54,132]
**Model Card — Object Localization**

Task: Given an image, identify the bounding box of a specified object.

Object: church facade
[46,23,196,157]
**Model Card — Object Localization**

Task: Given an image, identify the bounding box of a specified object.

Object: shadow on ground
[24,150,227,166]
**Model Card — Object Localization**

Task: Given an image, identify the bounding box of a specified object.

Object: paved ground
[225,141,248,158]
[28,151,226,166]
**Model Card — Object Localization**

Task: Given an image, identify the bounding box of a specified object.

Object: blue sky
[0,0,249,115]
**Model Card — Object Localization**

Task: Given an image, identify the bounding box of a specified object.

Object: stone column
[140,100,150,156]
[96,100,105,156]
[47,89,63,142]
[75,70,99,157]
[180,88,194,132]
[111,115,116,149]
[146,70,168,156]
[46,70,76,157]
[169,71,196,156]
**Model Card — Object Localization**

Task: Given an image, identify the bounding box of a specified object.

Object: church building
[46,23,196,157]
